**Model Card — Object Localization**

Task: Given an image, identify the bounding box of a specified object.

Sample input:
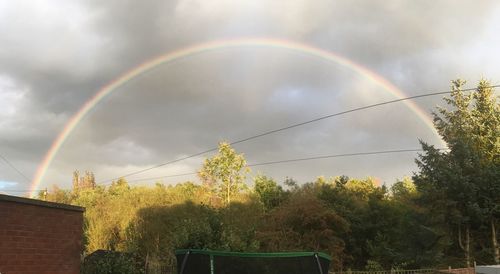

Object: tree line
[39,80,499,271]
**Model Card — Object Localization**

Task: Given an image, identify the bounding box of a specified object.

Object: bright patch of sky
[0,180,18,190]
[0,76,25,117]
[269,87,309,106]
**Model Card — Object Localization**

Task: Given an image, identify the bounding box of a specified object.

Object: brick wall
[0,194,84,274]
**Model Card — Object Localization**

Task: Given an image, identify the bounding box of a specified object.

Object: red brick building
[0,194,84,274]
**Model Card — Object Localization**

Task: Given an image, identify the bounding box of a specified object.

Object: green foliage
[41,84,497,270]
[414,79,499,265]
[128,202,221,262]
[46,168,490,271]
[365,260,384,271]
[218,201,263,251]
[253,175,286,211]
[81,250,144,274]
[125,201,265,269]
[390,177,417,199]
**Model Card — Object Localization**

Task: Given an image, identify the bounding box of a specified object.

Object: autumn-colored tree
[72,170,97,191]
[257,190,349,270]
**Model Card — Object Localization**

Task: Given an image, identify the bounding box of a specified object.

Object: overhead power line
[100,84,499,183]
[248,148,429,167]
[0,153,31,183]
[6,147,445,193]
[121,148,445,184]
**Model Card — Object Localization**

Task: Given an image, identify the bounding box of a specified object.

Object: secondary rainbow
[29,37,441,197]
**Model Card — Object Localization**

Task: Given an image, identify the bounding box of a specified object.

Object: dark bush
[81,249,144,274]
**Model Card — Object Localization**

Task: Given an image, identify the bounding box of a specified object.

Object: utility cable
[6,147,446,193]
[98,86,493,183]
[0,153,31,183]
[120,148,445,184]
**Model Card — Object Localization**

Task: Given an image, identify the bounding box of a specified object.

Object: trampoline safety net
[175,249,331,274]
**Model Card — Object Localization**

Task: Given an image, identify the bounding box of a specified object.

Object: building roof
[0,193,84,212]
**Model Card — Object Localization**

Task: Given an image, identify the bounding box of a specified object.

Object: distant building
[0,194,84,274]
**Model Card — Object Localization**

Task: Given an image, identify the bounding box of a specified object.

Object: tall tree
[72,170,97,191]
[198,142,249,206]
[414,80,499,265]
[470,81,500,264]
[73,170,81,190]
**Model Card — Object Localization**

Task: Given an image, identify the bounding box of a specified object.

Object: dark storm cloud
[0,0,499,191]
[309,1,496,63]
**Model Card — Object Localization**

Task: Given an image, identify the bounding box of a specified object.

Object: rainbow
[29,37,441,197]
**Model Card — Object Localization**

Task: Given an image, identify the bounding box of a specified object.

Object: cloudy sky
[1,0,499,196]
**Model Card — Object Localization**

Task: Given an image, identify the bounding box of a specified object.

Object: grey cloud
[0,0,498,192]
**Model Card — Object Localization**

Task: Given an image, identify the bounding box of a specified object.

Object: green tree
[198,142,249,206]
[414,80,499,265]
[218,201,263,251]
[470,81,500,264]
[390,177,416,199]
[253,175,286,212]
[127,202,221,269]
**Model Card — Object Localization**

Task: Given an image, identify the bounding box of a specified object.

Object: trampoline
[175,249,331,274]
